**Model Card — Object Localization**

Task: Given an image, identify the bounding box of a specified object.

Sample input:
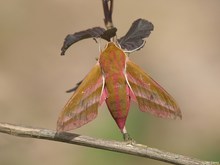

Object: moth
[57,19,182,140]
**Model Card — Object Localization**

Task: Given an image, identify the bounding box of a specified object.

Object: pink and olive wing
[126,60,182,119]
[57,63,104,132]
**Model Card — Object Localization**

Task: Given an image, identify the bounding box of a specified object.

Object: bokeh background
[0,0,219,164]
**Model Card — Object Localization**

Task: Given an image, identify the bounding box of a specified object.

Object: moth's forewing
[126,60,182,119]
[57,63,104,132]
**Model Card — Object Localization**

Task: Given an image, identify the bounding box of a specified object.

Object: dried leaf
[61,27,105,55]
[118,19,154,52]
[61,27,117,55]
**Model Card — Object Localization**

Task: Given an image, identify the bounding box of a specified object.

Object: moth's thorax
[99,42,126,75]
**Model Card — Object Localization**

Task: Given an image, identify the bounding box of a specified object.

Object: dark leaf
[118,19,154,52]
[66,80,83,93]
[61,27,117,55]
[61,27,106,55]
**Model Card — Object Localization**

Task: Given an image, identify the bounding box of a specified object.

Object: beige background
[0,0,219,164]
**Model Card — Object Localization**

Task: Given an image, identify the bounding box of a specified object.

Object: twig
[0,122,218,165]
[102,0,114,29]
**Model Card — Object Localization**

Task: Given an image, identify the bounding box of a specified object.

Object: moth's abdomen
[105,74,130,130]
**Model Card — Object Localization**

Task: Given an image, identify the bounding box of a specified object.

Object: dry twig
[0,122,218,165]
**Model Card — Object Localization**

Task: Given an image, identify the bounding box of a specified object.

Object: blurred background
[0,0,219,164]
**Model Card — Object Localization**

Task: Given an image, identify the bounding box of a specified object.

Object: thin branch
[102,0,114,29]
[0,122,218,165]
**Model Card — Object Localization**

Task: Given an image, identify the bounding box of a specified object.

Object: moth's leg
[98,38,102,53]
[121,127,133,142]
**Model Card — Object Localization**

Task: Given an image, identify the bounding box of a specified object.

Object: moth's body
[57,18,182,141]
[57,41,182,140]
[99,42,130,133]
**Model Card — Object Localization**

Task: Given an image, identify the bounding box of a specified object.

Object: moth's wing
[57,63,105,132]
[126,60,182,119]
